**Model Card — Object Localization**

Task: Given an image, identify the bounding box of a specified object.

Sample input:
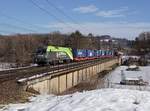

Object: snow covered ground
[1,88,150,111]
[106,66,150,83]
[104,66,150,90]
[1,66,150,111]
[0,63,37,71]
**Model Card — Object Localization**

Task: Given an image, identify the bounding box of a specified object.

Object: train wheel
[66,59,71,64]
[52,61,56,65]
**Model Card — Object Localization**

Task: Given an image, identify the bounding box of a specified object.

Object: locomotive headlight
[38,55,44,57]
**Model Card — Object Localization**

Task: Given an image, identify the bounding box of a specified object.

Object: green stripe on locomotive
[47,45,73,60]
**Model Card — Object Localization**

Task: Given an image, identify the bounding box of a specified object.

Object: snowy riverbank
[1,66,150,111]
[1,88,150,111]
[106,66,150,83]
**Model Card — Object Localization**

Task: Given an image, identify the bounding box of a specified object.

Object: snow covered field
[1,89,150,111]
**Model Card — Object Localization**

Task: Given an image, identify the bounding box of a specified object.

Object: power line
[28,0,75,31]
[0,23,37,33]
[0,11,50,31]
[46,0,77,23]
[46,0,90,33]
[0,30,16,34]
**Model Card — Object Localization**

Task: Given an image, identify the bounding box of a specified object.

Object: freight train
[34,45,114,65]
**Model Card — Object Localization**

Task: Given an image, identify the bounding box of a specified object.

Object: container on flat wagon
[101,50,106,56]
[105,50,112,56]
[94,50,99,57]
[86,50,95,57]
[105,50,109,56]
[72,49,87,58]
[98,50,102,56]
[109,50,114,56]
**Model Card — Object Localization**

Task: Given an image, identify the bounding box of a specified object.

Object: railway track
[0,65,36,74]
[0,58,112,83]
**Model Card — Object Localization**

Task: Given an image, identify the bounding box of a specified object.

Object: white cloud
[96,7,129,18]
[73,5,98,14]
[46,22,150,40]
[73,5,131,18]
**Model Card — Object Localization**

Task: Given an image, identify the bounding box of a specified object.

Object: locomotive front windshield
[36,47,47,55]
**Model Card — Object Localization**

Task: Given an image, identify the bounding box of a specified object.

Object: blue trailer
[104,50,113,57]
[94,50,99,57]
[98,50,102,57]
[86,50,95,59]
[101,50,106,56]
[72,49,87,61]
[108,50,114,57]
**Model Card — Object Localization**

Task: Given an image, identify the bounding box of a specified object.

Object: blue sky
[0,0,150,39]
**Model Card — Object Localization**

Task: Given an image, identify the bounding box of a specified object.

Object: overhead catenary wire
[28,0,76,31]
[46,0,78,23]
[0,11,50,31]
[46,0,90,33]
[0,23,37,33]
[0,29,16,35]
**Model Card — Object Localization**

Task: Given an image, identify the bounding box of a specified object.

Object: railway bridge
[18,58,121,94]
